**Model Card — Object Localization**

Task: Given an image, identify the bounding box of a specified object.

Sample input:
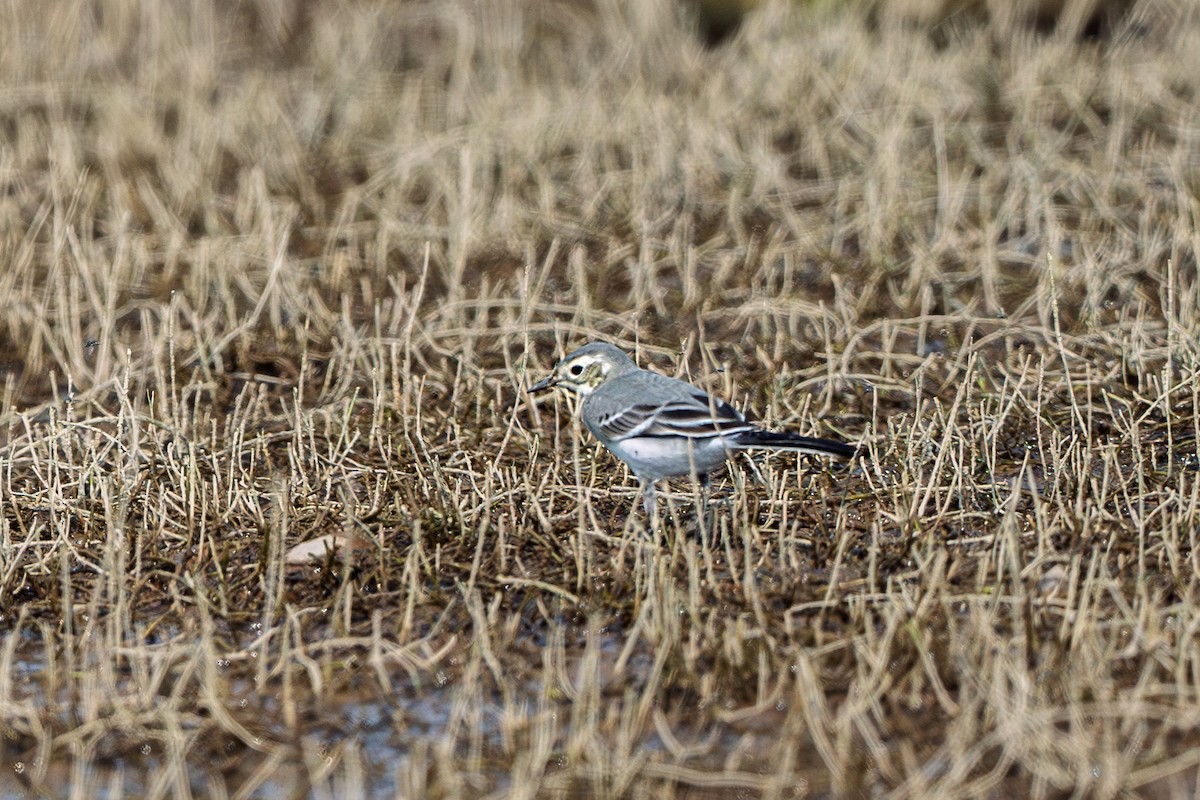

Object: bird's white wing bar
[594,403,663,439]
[596,398,750,441]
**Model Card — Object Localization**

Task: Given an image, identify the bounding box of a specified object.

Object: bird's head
[528,341,637,398]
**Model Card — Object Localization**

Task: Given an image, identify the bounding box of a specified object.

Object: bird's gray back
[582,369,714,423]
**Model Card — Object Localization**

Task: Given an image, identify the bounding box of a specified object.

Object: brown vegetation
[0,0,1197,796]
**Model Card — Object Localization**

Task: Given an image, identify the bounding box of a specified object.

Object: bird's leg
[641,480,658,520]
[695,471,712,543]
[694,470,711,511]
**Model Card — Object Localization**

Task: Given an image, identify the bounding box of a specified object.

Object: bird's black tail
[731,430,857,459]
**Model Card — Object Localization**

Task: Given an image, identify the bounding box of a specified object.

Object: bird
[528,341,856,518]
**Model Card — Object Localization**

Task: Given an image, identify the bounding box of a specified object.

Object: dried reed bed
[1,0,1199,796]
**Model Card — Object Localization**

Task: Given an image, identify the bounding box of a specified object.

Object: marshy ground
[1,0,1199,797]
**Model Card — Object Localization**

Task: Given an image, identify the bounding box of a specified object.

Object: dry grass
[2,0,1199,796]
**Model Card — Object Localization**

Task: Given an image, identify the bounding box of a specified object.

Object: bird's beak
[528,373,558,394]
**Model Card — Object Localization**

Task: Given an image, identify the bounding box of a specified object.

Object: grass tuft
[1,0,1198,796]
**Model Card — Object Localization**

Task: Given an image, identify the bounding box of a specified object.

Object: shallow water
[0,624,826,799]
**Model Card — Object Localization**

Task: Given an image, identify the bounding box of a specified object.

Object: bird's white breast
[605,435,732,481]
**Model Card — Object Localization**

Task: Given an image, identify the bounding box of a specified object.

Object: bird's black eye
[569,363,584,377]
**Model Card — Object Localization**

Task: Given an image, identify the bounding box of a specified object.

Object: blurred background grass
[1,0,1199,797]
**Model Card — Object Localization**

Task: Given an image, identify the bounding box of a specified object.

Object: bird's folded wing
[595,393,755,441]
